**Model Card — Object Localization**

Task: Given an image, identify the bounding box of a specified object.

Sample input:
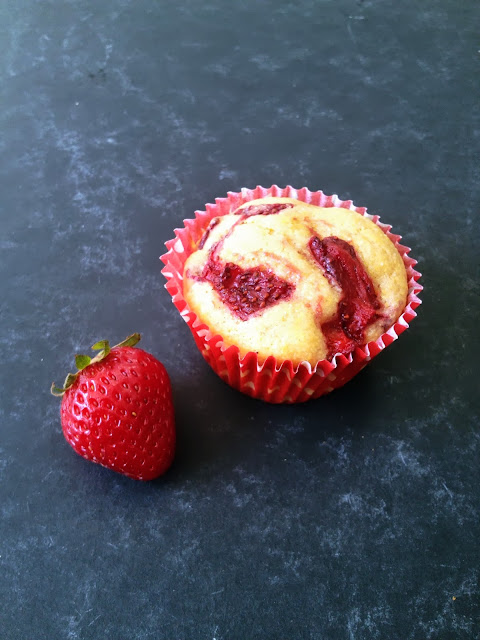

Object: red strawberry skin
[60,346,175,480]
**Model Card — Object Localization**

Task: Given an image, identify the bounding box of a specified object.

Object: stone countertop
[1,1,479,638]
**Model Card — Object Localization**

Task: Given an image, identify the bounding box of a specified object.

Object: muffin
[161,186,421,403]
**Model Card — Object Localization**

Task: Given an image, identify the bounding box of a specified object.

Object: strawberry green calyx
[114,333,141,348]
[50,333,141,397]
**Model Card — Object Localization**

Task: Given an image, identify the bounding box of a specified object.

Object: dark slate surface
[1,1,479,638]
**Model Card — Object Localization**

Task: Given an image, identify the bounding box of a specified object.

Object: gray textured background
[1,1,479,638]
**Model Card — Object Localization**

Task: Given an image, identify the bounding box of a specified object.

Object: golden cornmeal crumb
[183,197,408,365]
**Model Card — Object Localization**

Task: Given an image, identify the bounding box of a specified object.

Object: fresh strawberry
[51,334,175,480]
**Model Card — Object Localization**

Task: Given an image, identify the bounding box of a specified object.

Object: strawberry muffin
[182,197,408,366]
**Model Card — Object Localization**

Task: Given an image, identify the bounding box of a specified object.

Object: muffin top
[183,197,408,365]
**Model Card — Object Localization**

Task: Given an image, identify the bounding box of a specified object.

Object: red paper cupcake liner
[160,185,422,403]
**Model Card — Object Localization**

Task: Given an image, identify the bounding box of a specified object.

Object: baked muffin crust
[183,197,408,365]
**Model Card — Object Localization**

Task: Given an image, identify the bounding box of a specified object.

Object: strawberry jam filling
[202,258,294,321]
[309,236,381,358]
[198,218,220,249]
[234,202,293,217]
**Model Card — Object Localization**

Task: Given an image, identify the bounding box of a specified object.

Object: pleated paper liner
[160,185,422,403]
